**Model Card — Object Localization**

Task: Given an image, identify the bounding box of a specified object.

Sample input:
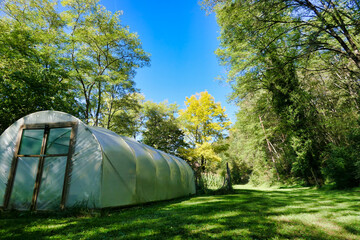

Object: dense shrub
[231,160,251,184]
[321,128,360,188]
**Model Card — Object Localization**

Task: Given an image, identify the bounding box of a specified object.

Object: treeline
[202,0,360,188]
[0,0,232,179]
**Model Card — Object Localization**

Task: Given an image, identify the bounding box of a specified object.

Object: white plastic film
[8,157,39,210]
[123,138,157,203]
[18,129,44,155]
[0,119,24,206]
[89,127,136,208]
[36,156,67,210]
[0,111,102,209]
[45,128,71,155]
[65,124,102,208]
[144,146,172,200]
[172,156,187,193]
[159,152,183,198]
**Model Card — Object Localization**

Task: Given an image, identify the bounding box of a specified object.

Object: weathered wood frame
[3,121,78,210]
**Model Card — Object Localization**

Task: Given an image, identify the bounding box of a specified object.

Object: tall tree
[63,0,150,125]
[179,91,231,171]
[203,0,360,103]
[142,101,187,156]
[0,0,81,132]
[104,92,144,138]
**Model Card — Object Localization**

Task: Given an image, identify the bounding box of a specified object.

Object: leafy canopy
[202,0,360,187]
[179,91,231,168]
[179,91,231,145]
[142,101,187,156]
[0,0,81,132]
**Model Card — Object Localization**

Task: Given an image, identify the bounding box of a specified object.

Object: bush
[321,128,360,188]
[200,172,224,190]
[230,160,251,184]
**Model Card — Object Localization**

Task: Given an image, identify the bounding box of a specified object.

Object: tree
[62,0,150,125]
[179,91,231,171]
[202,0,360,114]
[0,0,81,132]
[142,101,187,156]
[102,92,144,138]
[203,0,360,74]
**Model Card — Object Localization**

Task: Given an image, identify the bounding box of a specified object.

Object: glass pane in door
[36,157,67,210]
[45,128,71,155]
[8,157,39,210]
[18,129,44,155]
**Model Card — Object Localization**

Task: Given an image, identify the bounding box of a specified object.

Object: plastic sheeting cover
[1,111,195,210]
[45,128,71,155]
[8,157,39,210]
[123,139,157,203]
[36,156,67,210]
[143,146,172,200]
[0,111,102,209]
[0,118,24,206]
[89,127,137,207]
[64,124,102,208]
[18,129,44,155]
[90,127,195,207]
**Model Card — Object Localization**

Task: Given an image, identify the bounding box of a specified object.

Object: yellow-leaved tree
[179,91,231,172]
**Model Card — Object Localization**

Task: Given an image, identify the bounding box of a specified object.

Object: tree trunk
[310,167,320,187]
[201,156,206,173]
[106,92,115,129]
[259,115,280,181]
[223,162,232,190]
[95,81,102,126]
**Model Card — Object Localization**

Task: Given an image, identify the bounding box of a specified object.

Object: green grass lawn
[1,185,359,239]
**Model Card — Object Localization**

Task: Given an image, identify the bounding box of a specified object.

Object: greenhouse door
[3,123,77,210]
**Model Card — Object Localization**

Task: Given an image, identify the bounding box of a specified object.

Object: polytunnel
[0,111,196,210]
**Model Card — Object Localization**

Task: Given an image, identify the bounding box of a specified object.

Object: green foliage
[321,144,356,188]
[0,0,149,133]
[200,172,224,190]
[205,0,360,187]
[179,91,231,171]
[180,91,231,144]
[322,126,360,188]
[141,101,187,156]
[62,0,150,125]
[0,0,82,132]
[105,92,144,138]
[230,160,251,184]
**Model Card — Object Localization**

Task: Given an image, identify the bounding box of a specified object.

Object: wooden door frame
[3,121,78,210]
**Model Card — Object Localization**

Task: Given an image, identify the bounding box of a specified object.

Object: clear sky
[100,0,237,123]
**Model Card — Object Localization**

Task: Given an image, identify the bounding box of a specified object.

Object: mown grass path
[1,185,359,239]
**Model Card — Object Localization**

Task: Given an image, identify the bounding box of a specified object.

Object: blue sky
[101,0,237,123]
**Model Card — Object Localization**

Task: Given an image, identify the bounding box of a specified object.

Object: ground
[1,185,359,239]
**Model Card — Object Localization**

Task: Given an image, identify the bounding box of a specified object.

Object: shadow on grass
[1,187,359,239]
